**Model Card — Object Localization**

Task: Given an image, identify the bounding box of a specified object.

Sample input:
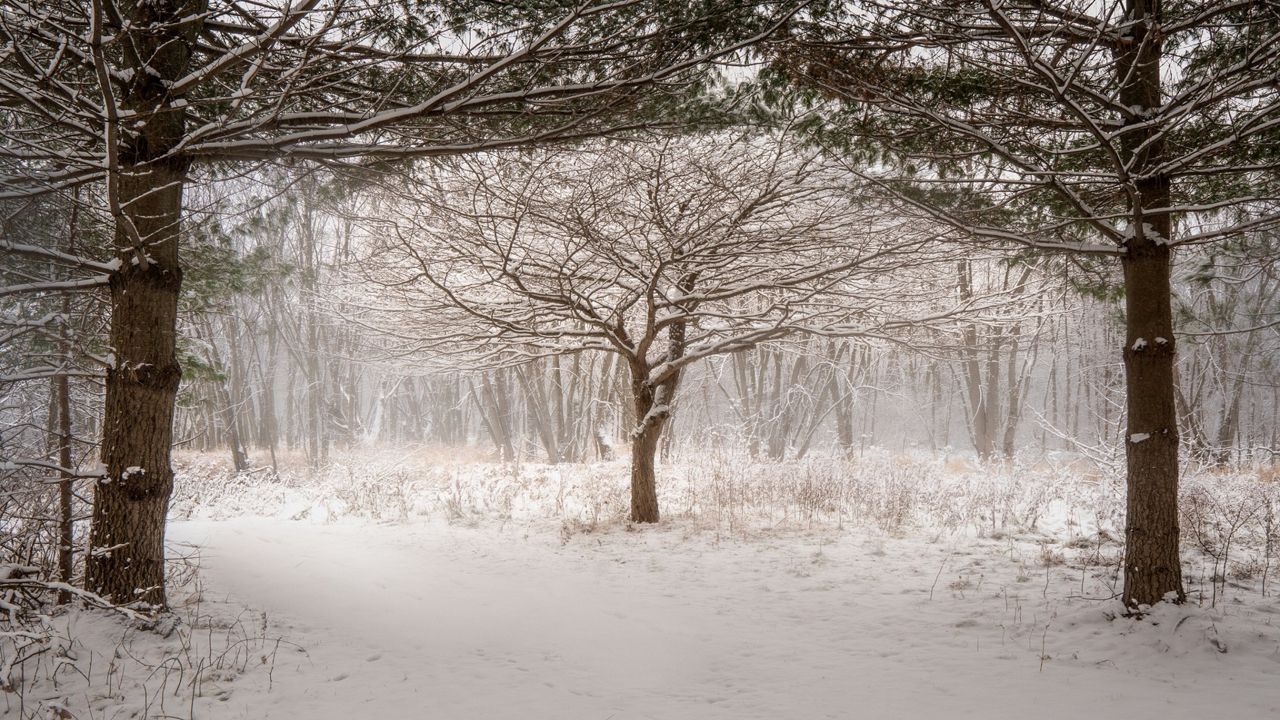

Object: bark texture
[1121,246,1183,608]
[1117,0,1184,609]
[629,411,665,523]
[628,358,670,523]
[86,0,203,607]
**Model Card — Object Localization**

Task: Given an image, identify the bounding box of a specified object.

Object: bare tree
[772,0,1280,609]
[351,134,963,522]
[0,0,788,605]
[1174,234,1280,465]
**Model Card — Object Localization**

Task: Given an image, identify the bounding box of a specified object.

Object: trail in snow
[169,518,1279,720]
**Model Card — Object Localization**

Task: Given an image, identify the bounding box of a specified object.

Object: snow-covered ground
[6,453,1280,719]
[165,513,1280,720]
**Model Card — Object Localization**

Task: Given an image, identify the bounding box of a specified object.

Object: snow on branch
[0,276,110,298]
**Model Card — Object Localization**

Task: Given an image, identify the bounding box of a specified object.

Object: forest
[1,1,1279,718]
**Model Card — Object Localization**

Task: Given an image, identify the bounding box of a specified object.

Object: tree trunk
[516,364,561,463]
[958,261,996,460]
[627,357,671,523]
[630,413,664,523]
[88,177,184,608]
[731,349,761,458]
[54,318,76,604]
[202,318,250,472]
[834,345,855,450]
[999,266,1036,458]
[86,0,202,608]
[593,353,618,460]
[626,272,695,523]
[56,367,74,603]
[1211,288,1268,465]
[769,348,786,458]
[478,372,515,461]
[1117,0,1184,610]
[1120,243,1183,608]
[255,326,280,471]
[56,193,80,604]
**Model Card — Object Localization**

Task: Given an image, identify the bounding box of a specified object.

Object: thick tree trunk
[552,356,571,460]
[219,390,251,472]
[283,360,298,448]
[86,0,202,608]
[999,265,1035,458]
[1000,335,1021,458]
[225,318,252,469]
[627,273,694,523]
[628,359,667,523]
[305,328,326,466]
[88,165,185,607]
[835,345,862,455]
[477,373,516,461]
[630,416,664,523]
[1120,243,1184,608]
[1117,0,1184,610]
[730,349,761,458]
[299,192,329,468]
[255,327,280,471]
[764,377,786,460]
[592,353,618,460]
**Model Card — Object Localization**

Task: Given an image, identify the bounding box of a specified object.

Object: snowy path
[169,518,1278,720]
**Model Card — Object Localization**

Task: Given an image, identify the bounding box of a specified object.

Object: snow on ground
[166,514,1280,720]
[0,567,289,720]
[7,452,1280,719]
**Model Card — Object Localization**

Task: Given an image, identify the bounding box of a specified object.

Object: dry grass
[168,446,1280,601]
[171,446,1100,536]
[1255,463,1280,484]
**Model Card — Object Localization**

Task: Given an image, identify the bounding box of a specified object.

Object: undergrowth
[169,447,1280,606]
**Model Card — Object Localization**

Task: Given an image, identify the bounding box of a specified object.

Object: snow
[0,564,37,580]
[156,511,1279,720]
[12,455,1280,719]
[1142,222,1169,245]
[0,600,268,717]
[631,404,671,437]
[1132,337,1148,351]
[1130,433,1151,443]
